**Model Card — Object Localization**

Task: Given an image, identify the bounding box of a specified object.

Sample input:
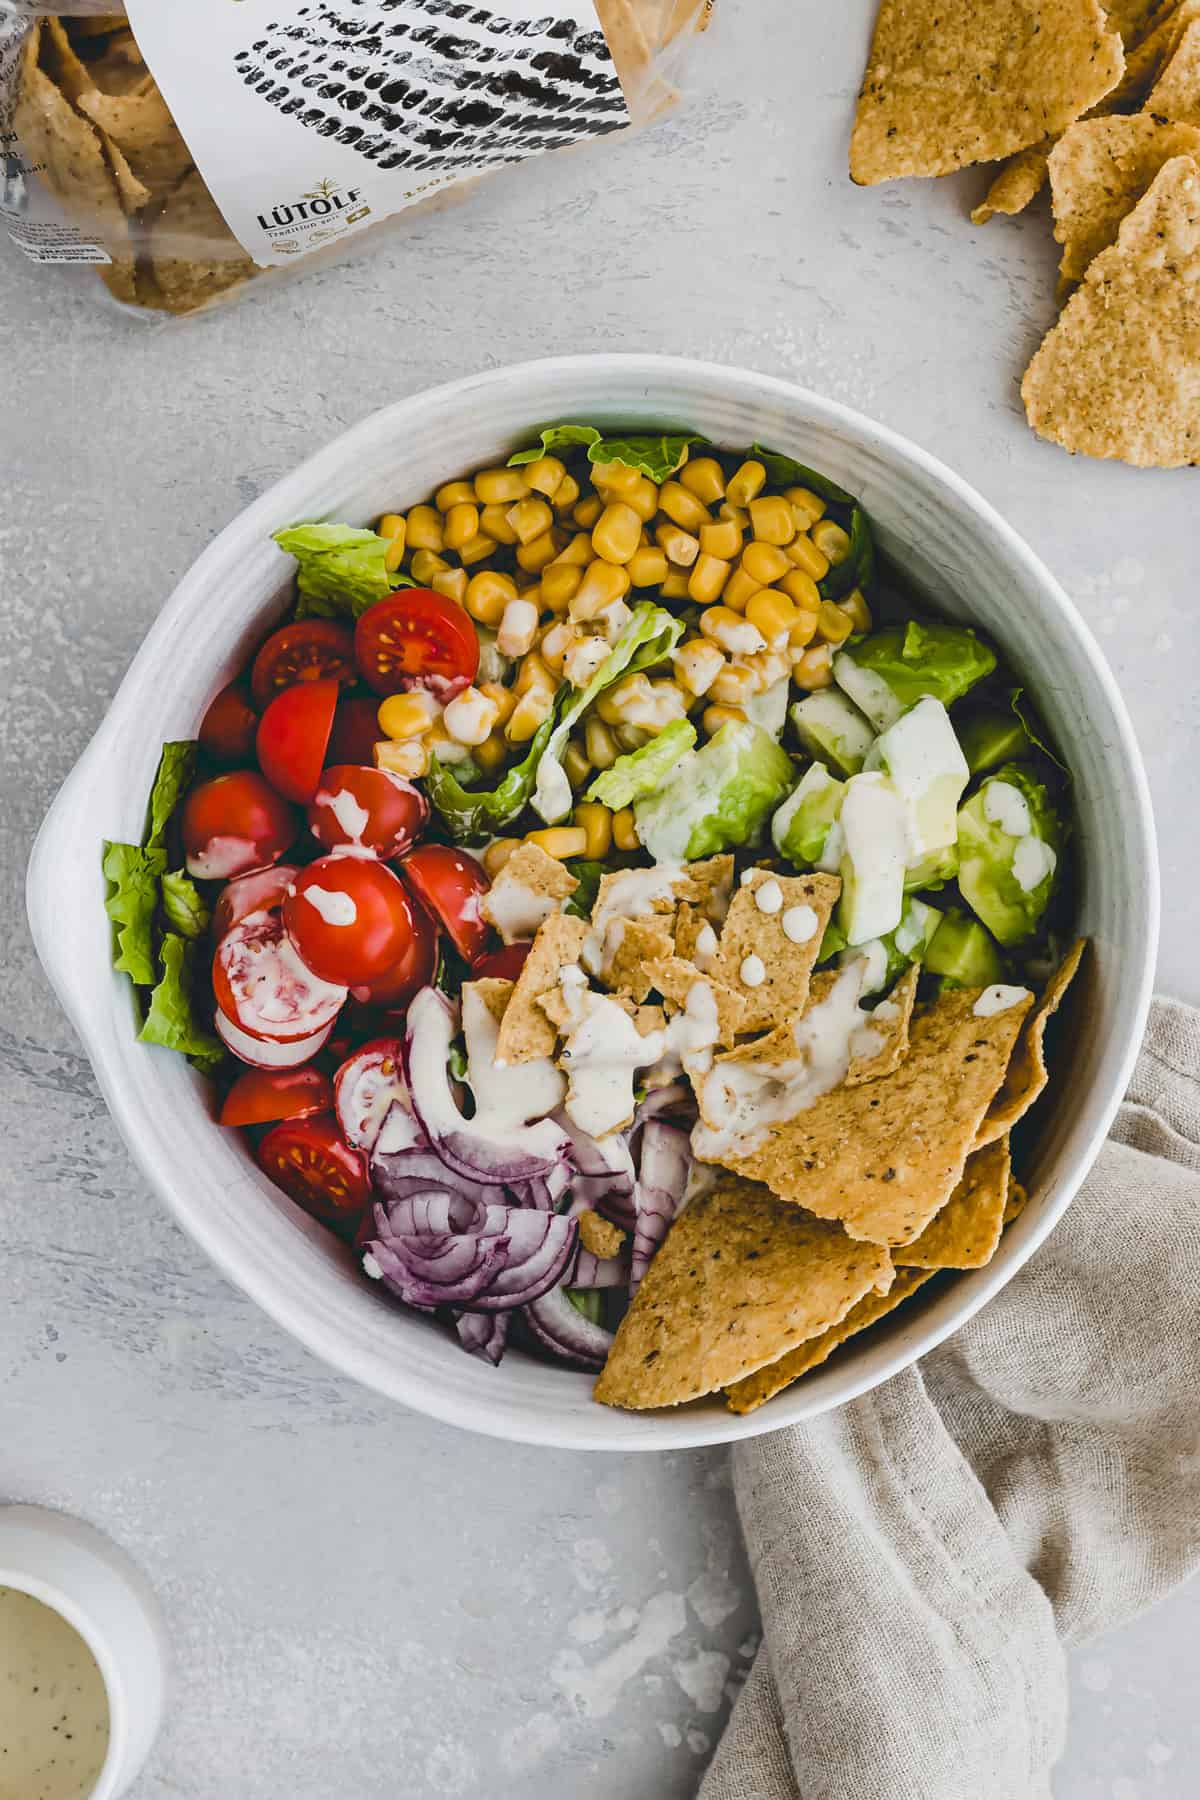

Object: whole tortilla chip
[1049,114,1200,281]
[76,84,193,197]
[494,913,587,1065]
[721,986,1034,1246]
[480,841,576,944]
[1146,16,1200,116]
[899,1136,1012,1269]
[714,870,840,1033]
[142,169,258,315]
[593,1179,893,1410]
[648,956,747,1046]
[975,939,1086,1146]
[850,0,1125,185]
[725,1267,934,1414]
[606,915,677,1003]
[1026,153,1200,463]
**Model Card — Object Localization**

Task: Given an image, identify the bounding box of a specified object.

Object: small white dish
[27,354,1159,1450]
[0,1506,166,1797]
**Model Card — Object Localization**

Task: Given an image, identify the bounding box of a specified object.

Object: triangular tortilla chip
[714,870,840,1033]
[646,956,747,1047]
[142,169,258,316]
[1023,156,1200,463]
[593,1179,893,1410]
[606,915,678,1003]
[975,939,1086,1146]
[494,912,587,1065]
[724,1267,935,1414]
[1049,114,1200,280]
[719,985,1034,1246]
[76,84,192,197]
[898,1136,1012,1269]
[850,0,1125,185]
[1146,15,1200,116]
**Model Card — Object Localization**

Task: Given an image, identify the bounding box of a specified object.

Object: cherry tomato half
[354,590,479,700]
[214,911,348,1043]
[308,764,428,860]
[182,771,298,882]
[283,855,418,987]
[251,619,357,710]
[199,682,259,765]
[333,1038,407,1151]
[326,695,383,767]
[212,864,299,941]
[257,1113,370,1230]
[256,678,339,804]
[399,843,491,963]
[215,1009,333,1070]
[348,893,438,1011]
[220,1065,334,1127]
[471,940,532,982]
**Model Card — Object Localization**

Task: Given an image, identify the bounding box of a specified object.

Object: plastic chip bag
[0,0,714,314]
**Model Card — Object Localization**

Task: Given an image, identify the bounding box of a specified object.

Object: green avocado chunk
[790,689,875,777]
[925,910,1003,989]
[958,710,1034,776]
[957,763,1062,946]
[834,621,997,730]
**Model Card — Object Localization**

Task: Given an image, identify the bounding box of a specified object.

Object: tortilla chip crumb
[846,962,920,1087]
[714,870,840,1033]
[495,913,587,1065]
[465,977,514,1026]
[1004,1178,1030,1224]
[578,1211,625,1258]
[898,1135,1012,1269]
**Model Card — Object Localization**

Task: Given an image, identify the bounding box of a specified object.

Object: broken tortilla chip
[1024,153,1200,465]
[76,84,193,197]
[718,985,1034,1247]
[480,841,576,945]
[464,977,513,1027]
[1146,16,1200,117]
[606,915,678,1003]
[1004,1178,1030,1224]
[847,963,920,1086]
[714,870,840,1033]
[972,143,1054,223]
[898,1136,1012,1269]
[850,0,1125,186]
[724,1267,934,1413]
[647,957,747,1047]
[1049,113,1200,281]
[495,913,587,1065]
[593,1179,893,1410]
[975,939,1086,1146]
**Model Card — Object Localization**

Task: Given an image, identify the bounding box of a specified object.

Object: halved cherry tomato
[212,864,300,940]
[399,843,491,963]
[326,695,383,767]
[214,911,347,1042]
[308,764,428,859]
[354,589,479,699]
[182,771,298,882]
[251,619,357,710]
[220,1065,333,1127]
[199,682,259,765]
[348,893,438,1011]
[471,940,532,981]
[333,1038,407,1151]
[283,855,418,987]
[256,678,339,804]
[215,1009,333,1069]
[257,1113,370,1230]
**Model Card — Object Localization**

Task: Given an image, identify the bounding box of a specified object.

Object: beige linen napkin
[701,997,1200,1800]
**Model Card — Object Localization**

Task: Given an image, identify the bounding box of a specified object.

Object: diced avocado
[817,918,847,962]
[957,710,1033,776]
[836,772,909,946]
[634,722,794,862]
[925,909,1003,989]
[957,763,1062,947]
[790,688,875,776]
[864,696,969,860]
[903,844,959,892]
[744,676,790,742]
[845,895,943,993]
[835,621,997,729]
[771,763,846,867]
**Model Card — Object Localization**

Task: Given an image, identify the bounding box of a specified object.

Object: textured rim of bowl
[27,355,1159,1450]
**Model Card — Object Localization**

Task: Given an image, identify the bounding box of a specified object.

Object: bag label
[123,0,630,268]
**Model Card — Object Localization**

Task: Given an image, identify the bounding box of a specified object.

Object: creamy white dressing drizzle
[1013,835,1057,894]
[754,879,783,915]
[668,980,720,1079]
[693,922,719,968]
[303,885,357,927]
[462,983,564,1124]
[973,984,1032,1017]
[983,780,1032,838]
[739,955,766,988]
[483,875,560,944]
[316,786,370,845]
[186,834,260,881]
[837,772,908,946]
[582,863,688,977]
[558,968,666,1138]
[781,904,818,944]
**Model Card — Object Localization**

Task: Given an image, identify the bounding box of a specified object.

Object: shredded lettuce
[138,934,223,1068]
[426,699,565,839]
[272,522,415,619]
[563,860,606,920]
[145,741,196,848]
[750,443,875,599]
[586,719,696,810]
[160,870,210,939]
[508,425,602,465]
[566,1289,605,1325]
[1011,687,1069,775]
[507,424,704,482]
[103,840,167,987]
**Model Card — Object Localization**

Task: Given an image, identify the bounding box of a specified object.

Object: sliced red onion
[452,1309,509,1365]
[364,1191,577,1312]
[554,1112,637,1227]
[507,1162,573,1212]
[521,1284,614,1371]
[631,1119,692,1295]
[371,1147,494,1210]
[574,1245,632,1289]
[633,1082,696,1131]
[405,987,568,1185]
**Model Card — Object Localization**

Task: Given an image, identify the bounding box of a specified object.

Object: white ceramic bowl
[27,354,1158,1451]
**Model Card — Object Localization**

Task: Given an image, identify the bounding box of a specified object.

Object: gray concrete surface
[1,2,1197,1794]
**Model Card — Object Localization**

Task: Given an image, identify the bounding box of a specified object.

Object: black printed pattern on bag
[233,1,628,175]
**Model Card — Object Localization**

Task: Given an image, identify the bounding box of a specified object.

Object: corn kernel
[660,569,691,600]
[506,687,555,743]
[573,495,603,529]
[672,637,725,697]
[551,530,594,568]
[700,605,767,656]
[573,802,613,860]
[687,553,730,606]
[722,566,762,614]
[443,501,480,551]
[562,741,592,789]
[841,588,872,634]
[595,673,688,731]
[592,501,642,565]
[812,519,852,565]
[742,541,791,585]
[406,504,444,553]
[787,534,831,581]
[659,479,710,533]
[626,476,660,522]
[474,466,529,506]
[709,662,759,707]
[628,546,669,587]
[479,502,519,546]
[742,649,790,691]
[595,597,632,643]
[552,473,580,512]
[443,685,500,746]
[435,480,476,513]
[375,737,429,779]
[786,486,828,530]
[749,494,796,547]
[483,837,520,879]
[816,600,854,646]
[719,502,749,528]
[611,807,640,851]
[746,587,798,646]
[787,609,820,651]
[515,651,556,695]
[516,530,560,574]
[497,597,540,657]
[426,729,474,762]
[473,733,509,774]
[541,563,583,613]
[699,517,742,560]
[570,560,631,622]
[379,512,406,540]
[654,521,699,568]
[540,619,580,675]
[503,497,550,547]
[523,455,566,499]
[780,568,822,611]
[378,690,440,740]
[614,723,651,753]
[564,636,611,688]
[457,531,499,568]
[701,704,746,736]
[465,569,517,625]
[379,513,407,572]
[585,716,618,770]
[679,456,726,505]
[726,459,766,508]
[479,680,516,726]
[792,643,835,690]
[590,459,641,497]
[524,826,588,860]
[410,549,450,584]
[431,567,469,606]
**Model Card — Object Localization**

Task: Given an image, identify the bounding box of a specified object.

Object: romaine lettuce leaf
[586,718,696,809]
[160,870,211,939]
[507,425,704,482]
[508,425,602,465]
[634,722,793,861]
[145,741,196,849]
[563,860,605,919]
[103,840,167,987]
[425,700,564,839]
[138,934,223,1069]
[272,522,414,619]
